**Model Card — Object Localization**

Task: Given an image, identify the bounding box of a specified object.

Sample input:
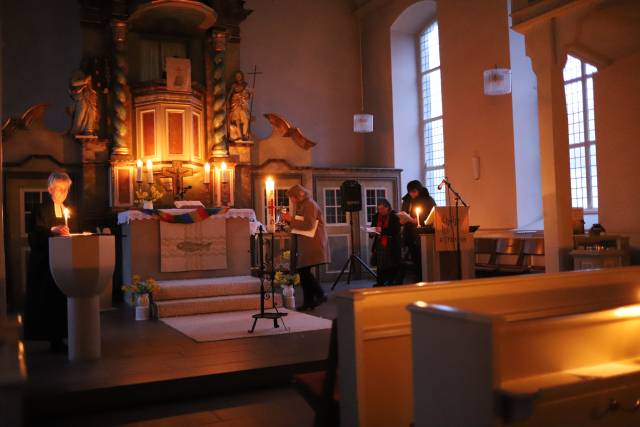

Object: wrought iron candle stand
[248,225,288,333]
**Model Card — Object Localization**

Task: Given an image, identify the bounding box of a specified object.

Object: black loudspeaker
[340,180,362,212]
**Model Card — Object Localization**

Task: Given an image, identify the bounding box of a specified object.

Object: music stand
[248,226,288,333]
[441,179,468,280]
[331,211,377,290]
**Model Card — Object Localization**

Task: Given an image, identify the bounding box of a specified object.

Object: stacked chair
[474,237,545,277]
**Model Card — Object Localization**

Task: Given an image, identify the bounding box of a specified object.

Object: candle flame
[204,162,211,173]
[220,161,227,171]
[146,159,153,169]
[415,207,421,215]
[136,159,143,168]
[63,207,70,219]
[265,176,275,191]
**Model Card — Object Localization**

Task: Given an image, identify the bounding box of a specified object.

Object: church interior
[1,0,640,426]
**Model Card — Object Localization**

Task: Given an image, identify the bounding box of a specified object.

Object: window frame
[364,187,388,225]
[563,54,598,212]
[418,19,446,206]
[323,187,347,226]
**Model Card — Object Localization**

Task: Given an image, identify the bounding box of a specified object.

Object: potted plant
[135,184,164,210]
[122,275,159,320]
[274,270,300,310]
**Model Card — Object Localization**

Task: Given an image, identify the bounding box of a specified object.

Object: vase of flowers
[122,275,159,320]
[274,271,300,310]
[136,184,164,210]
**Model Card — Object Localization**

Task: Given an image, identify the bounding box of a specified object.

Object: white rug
[160,309,332,342]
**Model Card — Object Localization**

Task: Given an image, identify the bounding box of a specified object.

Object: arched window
[419,21,445,205]
[563,54,598,211]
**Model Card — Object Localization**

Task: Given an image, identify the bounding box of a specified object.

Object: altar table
[118,209,256,283]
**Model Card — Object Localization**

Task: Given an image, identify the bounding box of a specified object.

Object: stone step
[154,293,283,318]
[154,276,262,301]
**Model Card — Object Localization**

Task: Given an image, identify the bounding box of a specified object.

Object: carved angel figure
[69,70,98,135]
[227,70,252,141]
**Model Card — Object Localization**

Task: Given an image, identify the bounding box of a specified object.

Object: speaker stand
[331,212,377,290]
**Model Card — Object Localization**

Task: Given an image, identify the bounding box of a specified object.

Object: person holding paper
[400,180,436,282]
[369,199,401,286]
[282,184,329,311]
[24,172,75,353]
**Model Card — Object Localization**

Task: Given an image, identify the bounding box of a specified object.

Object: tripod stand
[248,226,288,333]
[331,211,377,290]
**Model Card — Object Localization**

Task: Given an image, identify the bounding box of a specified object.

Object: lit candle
[63,207,70,228]
[220,161,228,182]
[146,160,153,184]
[136,159,143,182]
[265,176,275,232]
[415,207,422,228]
[204,162,211,184]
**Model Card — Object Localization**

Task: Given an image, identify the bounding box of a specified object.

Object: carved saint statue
[69,70,98,136]
[227,70,252,141]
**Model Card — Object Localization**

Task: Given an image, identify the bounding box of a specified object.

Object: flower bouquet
[122,275,159,320]
[274,270,300,310]
[135,184,164,210]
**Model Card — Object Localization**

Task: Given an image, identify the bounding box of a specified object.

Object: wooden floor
[51,385,315,427]
[22,281,370,424]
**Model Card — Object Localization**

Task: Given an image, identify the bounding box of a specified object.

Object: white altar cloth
[117,208,257,224]
[117,208,263,235]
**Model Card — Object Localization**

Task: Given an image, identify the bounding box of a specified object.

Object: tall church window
[419,21,445,206]
[563,55,598,210]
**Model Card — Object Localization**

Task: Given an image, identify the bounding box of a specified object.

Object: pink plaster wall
[596,51,640,255]
[361,0,518,229]
[239,0,365,168]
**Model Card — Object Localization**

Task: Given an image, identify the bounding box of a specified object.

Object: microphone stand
[441,179,468,280]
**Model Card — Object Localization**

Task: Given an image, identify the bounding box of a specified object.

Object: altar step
[153,276,282,318]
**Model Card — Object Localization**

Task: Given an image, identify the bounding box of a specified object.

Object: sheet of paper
[396,211,413,224]
[362,226,380,235]
[291,219,319,238]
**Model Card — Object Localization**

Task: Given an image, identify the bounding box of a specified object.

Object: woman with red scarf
[370,199,402,286]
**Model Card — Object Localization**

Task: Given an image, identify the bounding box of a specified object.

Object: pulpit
[419,207,476,281]
[49,234,115,361]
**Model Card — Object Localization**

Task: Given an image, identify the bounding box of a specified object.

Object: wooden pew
[408,267,640,426]
[336,267,640,427]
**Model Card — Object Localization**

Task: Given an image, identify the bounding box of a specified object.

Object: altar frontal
[160,218,227,272]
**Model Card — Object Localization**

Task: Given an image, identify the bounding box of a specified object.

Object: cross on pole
[247,65,262,132]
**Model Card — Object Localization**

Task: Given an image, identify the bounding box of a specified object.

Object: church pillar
[525,20,574,272]
[0,15,6,317]
[110,19,131,158]
[206,28,229,159]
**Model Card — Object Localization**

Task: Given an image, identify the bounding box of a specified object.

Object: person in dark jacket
[401,180,436,282]
[24,172,75,353]
[370,199,402,286]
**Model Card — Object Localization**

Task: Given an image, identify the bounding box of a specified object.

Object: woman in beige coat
[282,184,330,310]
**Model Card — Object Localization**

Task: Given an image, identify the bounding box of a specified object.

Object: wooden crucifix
[161,161,193,200]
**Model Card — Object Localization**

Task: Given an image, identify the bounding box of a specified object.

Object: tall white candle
[265,176,275,232]
[146,160,153,184]
[63,207,70,228]
[220,161,228,183]
[136,159,143,182]
[204,162,211,184]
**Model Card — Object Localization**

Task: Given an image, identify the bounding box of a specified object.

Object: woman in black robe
[24,172,74,352]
